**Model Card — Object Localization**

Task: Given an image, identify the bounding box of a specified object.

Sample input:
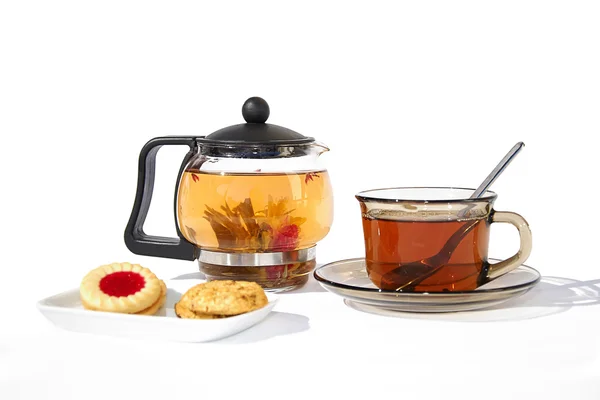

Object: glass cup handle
[486,211,533,281]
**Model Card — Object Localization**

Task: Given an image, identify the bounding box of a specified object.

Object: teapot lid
[197,97,315,146]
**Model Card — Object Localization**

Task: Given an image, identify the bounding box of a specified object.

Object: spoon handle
[471,142,525,199]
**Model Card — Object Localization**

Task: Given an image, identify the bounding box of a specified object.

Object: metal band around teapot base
[197,246,317,267]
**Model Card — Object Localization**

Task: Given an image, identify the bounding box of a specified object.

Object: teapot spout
[312,141,330,156]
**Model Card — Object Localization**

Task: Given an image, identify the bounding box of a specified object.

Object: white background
[1,1,600,399]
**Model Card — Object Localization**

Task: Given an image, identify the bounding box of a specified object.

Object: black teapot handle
[124,136,199,261]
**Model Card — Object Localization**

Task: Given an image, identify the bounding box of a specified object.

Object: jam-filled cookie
[80,262,163,314]
[136,280,167,316]
[176,280,268,317]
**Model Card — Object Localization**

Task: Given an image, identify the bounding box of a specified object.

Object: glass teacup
[356,187,532,292]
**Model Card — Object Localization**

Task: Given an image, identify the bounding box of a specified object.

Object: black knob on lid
[197,96,314,150]
[242,97,270,123]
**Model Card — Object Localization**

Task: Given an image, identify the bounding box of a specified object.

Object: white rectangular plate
[37,279,278,343]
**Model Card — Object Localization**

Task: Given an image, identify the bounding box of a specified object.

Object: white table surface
[2,1,600,399]
[3,255,599,400]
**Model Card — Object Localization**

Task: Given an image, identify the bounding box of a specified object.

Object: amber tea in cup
[356,187,532,292]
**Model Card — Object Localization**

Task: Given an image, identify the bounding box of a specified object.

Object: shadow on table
[215,311,310,344]
[286,276,327,293]
[171,271,206,281]
[345,276,600,322]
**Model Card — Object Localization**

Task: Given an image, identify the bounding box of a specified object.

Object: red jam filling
[99,271,146,297]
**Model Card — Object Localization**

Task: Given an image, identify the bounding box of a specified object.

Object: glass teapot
[124,97,333,291]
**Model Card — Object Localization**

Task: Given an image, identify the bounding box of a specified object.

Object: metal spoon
[471,141,525,199]
[381,142,525,292]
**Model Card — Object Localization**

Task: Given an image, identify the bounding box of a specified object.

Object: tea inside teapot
[178,169,332,252]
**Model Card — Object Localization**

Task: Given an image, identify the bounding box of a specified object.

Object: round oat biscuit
[178,280,268,316]
[80,262,162,314]
[174,301,225,319]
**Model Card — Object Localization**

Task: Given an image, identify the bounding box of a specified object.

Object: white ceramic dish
[37,279,278,342]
